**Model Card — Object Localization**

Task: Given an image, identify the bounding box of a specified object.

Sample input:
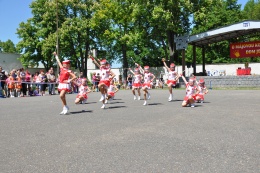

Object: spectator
[92,72,96,91]
[20,68,27,96]
[25,69,32,94]
[15,70,22,97]
[95,73,100,92]
[126,74,132,89]
[47,67,56,95]
[38,70,47,96]
[33,72,40,88]
[33,87,41,96]
[7,70,16,98]
[0,66,7,97]
[71,72,78,93]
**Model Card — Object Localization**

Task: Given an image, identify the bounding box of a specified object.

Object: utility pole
[56,0,59,75]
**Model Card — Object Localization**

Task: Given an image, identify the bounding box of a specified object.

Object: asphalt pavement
[0,89,259,173]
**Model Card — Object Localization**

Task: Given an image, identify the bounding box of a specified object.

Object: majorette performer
[54,52,77,115]
[128,64,143,100]
[180,74,200,108]
[89,55,115,108]
[75,78,92,104]
[162,58,180,101]
[140,65,155,106]
[195,78,208,103]
[105,79,119,103]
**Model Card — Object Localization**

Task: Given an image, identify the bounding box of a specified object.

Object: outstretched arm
[109,70,116,79]
[135,63,144,74]
[53,52,63,69]
[175,73,181,81]
[89,55,100,68]
[180,74,188,84]
[128,68,134,75]
[162,58,170,71]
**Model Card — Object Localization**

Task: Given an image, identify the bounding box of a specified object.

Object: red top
[59,68,71,83]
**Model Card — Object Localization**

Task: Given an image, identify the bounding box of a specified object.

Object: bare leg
[59,90,67,107]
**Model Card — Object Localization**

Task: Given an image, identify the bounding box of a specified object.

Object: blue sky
[0,0,248,44]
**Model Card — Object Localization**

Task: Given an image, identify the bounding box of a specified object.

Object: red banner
[230,41,260,58]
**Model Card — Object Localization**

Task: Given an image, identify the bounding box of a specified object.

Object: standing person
[126,74,133,89]
[38,70,48,96]
[20,68,27,97]
[54,52,77,114]
[95,73,100,92]
[162,58,180,101]
[89,55,115,108]
[0,66,7,97]
[47,67,56,95]
[91,72,96,91]
[196,78,209,103]
[128,67,142,100]
[25,69,31,96]
[74,78,92,104]
[15,70,22,97]
[141,66,155,106]
[7,70,16,98]
[33,72,40,88]
[180,74,200,108]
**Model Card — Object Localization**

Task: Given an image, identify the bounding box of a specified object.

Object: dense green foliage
[0,39,17,53]
[7,0,260,77]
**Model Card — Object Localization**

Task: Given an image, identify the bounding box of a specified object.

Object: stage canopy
[189,20,260,47]
[183,20,260,75]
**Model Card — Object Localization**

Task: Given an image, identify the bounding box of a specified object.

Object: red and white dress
[142,72,153,89]
[99,67,110,87]
[107,85,116,98]
[197,85,207,100]
[167,70,177,86]
[132,74,142,88]
[184,84,197,101]
[58,68,71,92]
[76,85,89,100]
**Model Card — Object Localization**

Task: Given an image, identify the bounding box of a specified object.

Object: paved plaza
[0,89,259,172]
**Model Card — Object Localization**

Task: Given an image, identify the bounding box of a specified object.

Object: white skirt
[58,83,71,92]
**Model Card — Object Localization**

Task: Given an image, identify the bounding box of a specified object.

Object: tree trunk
[167,30,176,64]
[122,43,128,80]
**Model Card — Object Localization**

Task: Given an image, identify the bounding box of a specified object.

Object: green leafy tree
[191,0,243,64]
[17,0,96,76]
[0,39,17,53]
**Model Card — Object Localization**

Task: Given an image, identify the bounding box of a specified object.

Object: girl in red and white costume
[195,78,208,103]
[141,65,155,106]
[75,78,92,104]
[15,70,22,97]
[54,52,77,115]
[105,79,119,103]
[162,58,180,101]
[180,74,200,108]
[7,70,15,98]
[128,65,143,100]
[89,55,115,108]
